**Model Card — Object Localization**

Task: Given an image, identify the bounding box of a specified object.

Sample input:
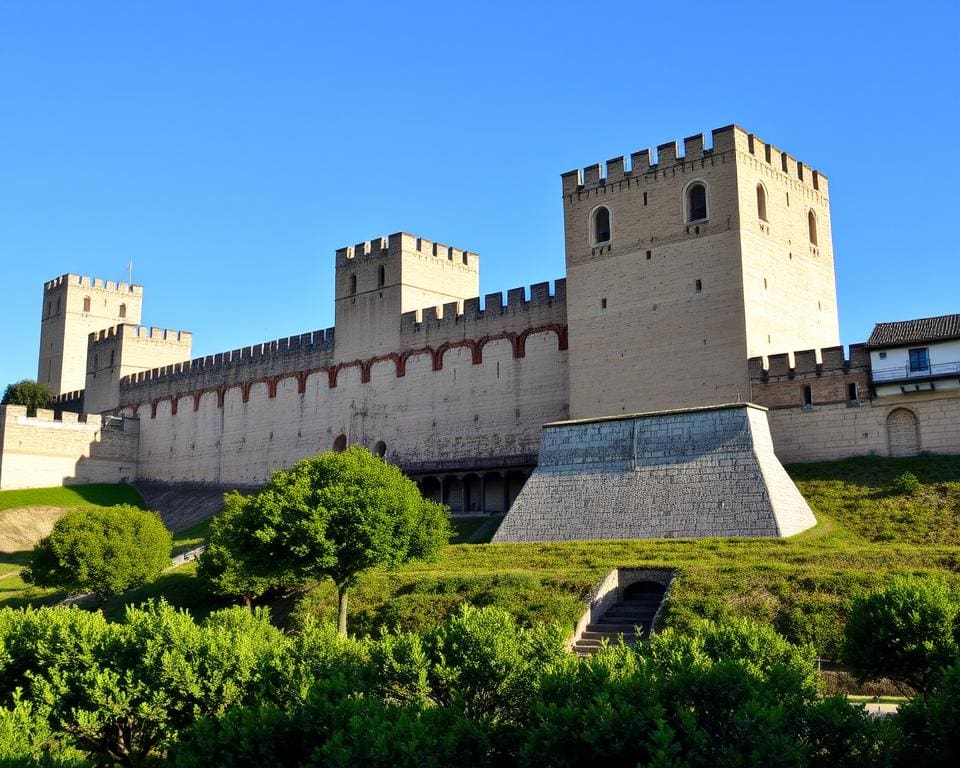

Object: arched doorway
[332,434,347,452]
[887,408,920,457]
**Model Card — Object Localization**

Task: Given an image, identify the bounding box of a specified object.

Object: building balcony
[871,361,960,384]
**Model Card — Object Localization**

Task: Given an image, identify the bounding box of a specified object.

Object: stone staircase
[572,582,666,656]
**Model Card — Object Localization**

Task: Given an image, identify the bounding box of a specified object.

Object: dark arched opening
[332,434,347,452]
[687,183,707,222]
[623,580,666,602]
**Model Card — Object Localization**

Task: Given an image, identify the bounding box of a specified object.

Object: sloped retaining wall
[493,403,816,542]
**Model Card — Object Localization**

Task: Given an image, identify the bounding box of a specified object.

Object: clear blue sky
[2,1,958,387]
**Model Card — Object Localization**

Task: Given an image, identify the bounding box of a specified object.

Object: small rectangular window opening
[803,385,813,407]
[643,192,648,206]
[601,298,607,309]
[645,250,652,260]
[695,279,702,292]
[848,382,858,402]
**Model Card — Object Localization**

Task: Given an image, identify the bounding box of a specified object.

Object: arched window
[119,303,126,318]
[756,184,767,221]
[333,434,347,452]
[374,440,386,458]
[349,274,357,295]
[591,206,611,244]
[686,182,708,222]
[83,296,91,313]
[377,265,385,288]
[808,210,818,245]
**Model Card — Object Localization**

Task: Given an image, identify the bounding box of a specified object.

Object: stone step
[602,607,657,619]
[580,630,636,642]
[587,622,643,633]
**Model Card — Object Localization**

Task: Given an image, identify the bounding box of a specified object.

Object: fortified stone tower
[38,274,143,396]
[333,232,479,362]
[561,125,839,419]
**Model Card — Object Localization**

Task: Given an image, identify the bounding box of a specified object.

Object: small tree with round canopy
[203,446,450,635]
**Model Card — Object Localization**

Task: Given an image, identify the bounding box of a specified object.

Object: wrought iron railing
[872,361,960,382]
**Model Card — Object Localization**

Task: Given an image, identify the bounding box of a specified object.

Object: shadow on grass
[0,550,32,568]
[787,454,960,487]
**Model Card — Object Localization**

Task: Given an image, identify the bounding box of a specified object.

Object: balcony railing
[872,361,960,383]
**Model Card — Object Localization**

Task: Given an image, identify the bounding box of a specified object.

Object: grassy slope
[295,455,960,656]
[0,484,204,612]
[2,456,959,660]
[0,484,145,512]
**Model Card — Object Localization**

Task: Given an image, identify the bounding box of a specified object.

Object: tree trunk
[337,585,348,637]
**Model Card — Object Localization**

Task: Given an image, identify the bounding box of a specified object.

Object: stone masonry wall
[0,405,139,490]
[129,330,568,484]
[750,345,960,462]
[492,404,816,543]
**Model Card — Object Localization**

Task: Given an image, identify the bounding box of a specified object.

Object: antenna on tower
[127,260,133,284]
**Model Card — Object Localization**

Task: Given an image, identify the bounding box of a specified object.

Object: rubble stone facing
[492,403,816,542]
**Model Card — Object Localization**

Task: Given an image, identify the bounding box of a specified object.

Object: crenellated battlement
[43,273,143,294]
[88,324,192,347]
[335,232,478,270]
[118,327,337,403]
[562,125,828,196]
[0,403,110,428]
[748,344,871,382]
[399,278,566,349]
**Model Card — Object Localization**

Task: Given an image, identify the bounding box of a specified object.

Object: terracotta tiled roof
[867,314,960,348]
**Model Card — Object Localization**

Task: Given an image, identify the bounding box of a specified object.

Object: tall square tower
[38,274,143,396]
[561,125,839,418]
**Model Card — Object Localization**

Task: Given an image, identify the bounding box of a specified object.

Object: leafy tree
[843,577,959,694]
[1,379,53,416]
[202,447,450,635]
[23,505,172,607]
[197,493,285,608]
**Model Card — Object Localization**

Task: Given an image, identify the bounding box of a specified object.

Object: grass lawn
[2,455,960,662]
[0,484,145,512]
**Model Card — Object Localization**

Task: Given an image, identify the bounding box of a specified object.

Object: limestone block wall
[131,330,568,484]
[765,394,960,463]
[750,344,960,462]
[0,405,139,490]
[399,279,567,353]
[118,328,336,407]
[493,404,816,543]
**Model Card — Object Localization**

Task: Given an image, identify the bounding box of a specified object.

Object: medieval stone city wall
[129,329,568,484]
[750,345,960,462]
[0,405,139,490]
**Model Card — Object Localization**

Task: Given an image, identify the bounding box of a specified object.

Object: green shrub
[843,577,959,694]
[889,472,921,496]
[22,505,172,606]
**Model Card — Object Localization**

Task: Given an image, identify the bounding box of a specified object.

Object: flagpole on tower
[128,260,133,284]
